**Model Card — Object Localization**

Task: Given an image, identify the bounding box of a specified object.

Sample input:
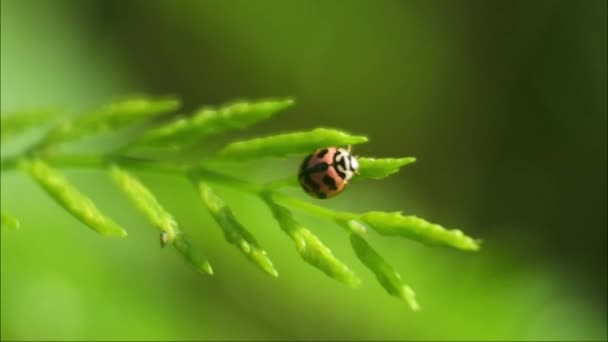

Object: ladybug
[298,146,359,199]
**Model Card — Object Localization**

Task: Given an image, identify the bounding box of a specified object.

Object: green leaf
[218,128,368,160]
[109,165,179,244]
[43,97,180,144]
[1,210,20,230]
[195,182,277,277]
[19,159,127,237]
[349,230,420,311]
[1,110,60,143]
[173,232,214,275]
[356,157,416,179]
[264,196,360,287]
[138,98,294,147]
[359,211,480,251]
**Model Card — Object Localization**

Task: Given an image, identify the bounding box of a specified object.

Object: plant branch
[1,96,480,310]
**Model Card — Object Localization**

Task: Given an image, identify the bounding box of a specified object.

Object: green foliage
[264,196,360,287]
[18,158,127,237]
[196,182,278,277]
[350,231,419,311]
[356,157,417,180]
[138,98,293,147]
[173,232,214,275]
[360,212,480,251]
[0,95,480,310]
[0,109,59,143]
[39,97,180,146]
[110,165,178,244]
[218,128,368,160]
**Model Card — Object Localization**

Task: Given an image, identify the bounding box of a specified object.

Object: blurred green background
[1,0,606,340]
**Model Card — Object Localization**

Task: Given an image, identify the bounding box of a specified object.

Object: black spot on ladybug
[323,175,338,190]
[299,171,330,199]
[300,155,312,172]
[316,149,329,158]
[304,162,329,174]
[302,174,320,191]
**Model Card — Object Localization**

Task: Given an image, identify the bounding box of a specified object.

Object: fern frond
[360,212,481,251]
[356,157,417,179]
[110,165,179,243]
[218,128,368,160]
[42,97,180,145]
[350,231,420,311]
[138,98,293,147]
[264,196,360,287]
[196,181,278,277]
[0,95,480,310]
[18,158,127,237]
[173,232,214,275]
[0,109,60,143]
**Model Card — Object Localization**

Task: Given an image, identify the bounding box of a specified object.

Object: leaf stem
[188,168,263,194]
[268,192,359,230]
[2,150,359,234]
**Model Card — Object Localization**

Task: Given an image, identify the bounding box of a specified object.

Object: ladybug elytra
[298,147,359,199]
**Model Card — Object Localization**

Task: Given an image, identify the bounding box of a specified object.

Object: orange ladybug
[298,147,359,199]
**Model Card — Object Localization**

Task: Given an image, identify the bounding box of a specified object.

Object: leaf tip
[102,227,128,238]
[470,238,483,251]
[282,97,295,107]
[401,285,421,312]
[400,157,416,165]
[202,262,214,275]
[253,250,279,277]
[355,135,369,144]
[456,231,482,251]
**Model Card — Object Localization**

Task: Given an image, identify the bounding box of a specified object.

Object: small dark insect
[298,146,359,199]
